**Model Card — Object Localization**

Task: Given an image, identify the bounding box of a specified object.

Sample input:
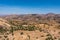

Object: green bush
[28,26,36,31]
[46,33,54,40]
[0,27,7,33]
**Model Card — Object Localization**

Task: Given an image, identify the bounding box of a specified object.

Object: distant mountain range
[0,13,60,26]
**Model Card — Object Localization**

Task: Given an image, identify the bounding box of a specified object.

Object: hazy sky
[0,0,60,15]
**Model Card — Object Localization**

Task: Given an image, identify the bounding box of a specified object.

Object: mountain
[0,13,60,40]
[1,13,60,25]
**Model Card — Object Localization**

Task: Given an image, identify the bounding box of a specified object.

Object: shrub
[46,34,54,40]
[28,26,36,31]
[39,28,43,32]
[20,32,24,35]
[46,34,51,36]
[0,26,7,33]
[45,37,53,40]
[4,35,8,38]
[10,25,37,32]
[10,26,14,35]
[41,35,44,37]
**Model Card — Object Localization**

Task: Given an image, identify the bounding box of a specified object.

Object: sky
[0,0,60,15]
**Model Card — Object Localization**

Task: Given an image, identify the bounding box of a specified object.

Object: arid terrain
[0,13,60,40]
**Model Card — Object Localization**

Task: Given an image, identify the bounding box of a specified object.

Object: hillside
[0,18,10,29]
[0,13,60,40]
[1,13,60,26]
